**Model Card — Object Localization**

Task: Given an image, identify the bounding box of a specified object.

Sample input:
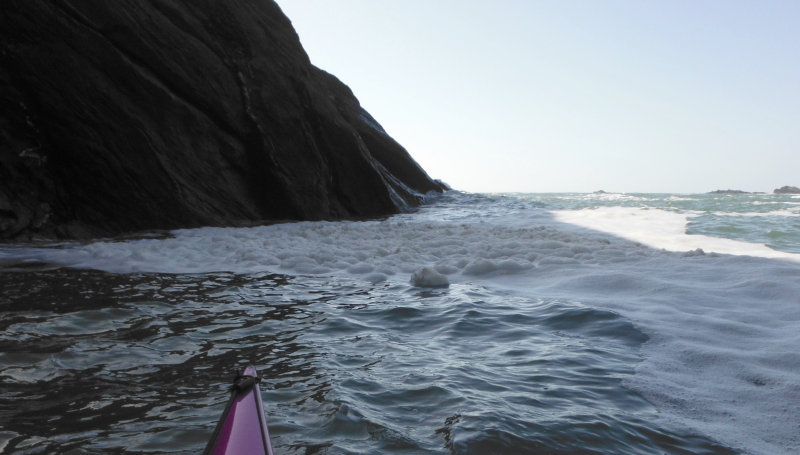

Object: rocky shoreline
[708,190,756,194]
[707,187,800,195]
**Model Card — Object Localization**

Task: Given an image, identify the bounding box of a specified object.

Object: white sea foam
[552,206,800,261]
[2,197,800,454]
[709,209,800,217]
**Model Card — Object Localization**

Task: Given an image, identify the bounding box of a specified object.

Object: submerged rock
[773,186,800,194]
[0,0,445,240]
[410,267,449,288]
[681,248,706,257]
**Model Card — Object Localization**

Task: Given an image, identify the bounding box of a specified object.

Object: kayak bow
[203,366,274,455]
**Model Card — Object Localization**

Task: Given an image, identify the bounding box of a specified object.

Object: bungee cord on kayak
[203,367,275,455]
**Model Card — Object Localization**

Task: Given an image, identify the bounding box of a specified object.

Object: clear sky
[277,1,800,193]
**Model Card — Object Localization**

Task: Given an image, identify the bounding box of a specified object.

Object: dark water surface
[0,266,735,454]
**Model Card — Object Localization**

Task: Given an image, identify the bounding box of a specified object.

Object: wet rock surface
[0,0,445,240]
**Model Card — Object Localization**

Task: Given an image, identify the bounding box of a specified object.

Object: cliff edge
[0,0,445,240]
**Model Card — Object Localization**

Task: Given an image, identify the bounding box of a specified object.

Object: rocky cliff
[0,0,445,240]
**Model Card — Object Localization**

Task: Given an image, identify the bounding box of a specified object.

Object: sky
[277,1,800,193]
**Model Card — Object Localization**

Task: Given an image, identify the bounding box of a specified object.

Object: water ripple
[0,267,734,454]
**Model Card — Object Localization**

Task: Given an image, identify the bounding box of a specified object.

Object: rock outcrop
[773,186,800,194]
[708,190,752,194]
[0,0,445,240]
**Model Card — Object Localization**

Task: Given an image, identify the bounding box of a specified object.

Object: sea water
[1,191,798,454]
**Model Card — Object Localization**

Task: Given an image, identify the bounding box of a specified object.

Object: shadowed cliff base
[0,0,446,241]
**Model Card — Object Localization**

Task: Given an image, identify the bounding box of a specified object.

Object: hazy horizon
[278,0,799,194]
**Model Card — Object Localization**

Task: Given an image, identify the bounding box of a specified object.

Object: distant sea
[1,191,798,454]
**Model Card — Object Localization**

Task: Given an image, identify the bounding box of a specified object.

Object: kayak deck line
[203,366,275,455]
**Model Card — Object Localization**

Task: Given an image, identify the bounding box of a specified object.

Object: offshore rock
[708,190,752,194]
[773,186,800,194]
[0,0,445,240]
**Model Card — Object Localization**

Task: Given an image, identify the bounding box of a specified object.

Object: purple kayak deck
[203,366,274,455]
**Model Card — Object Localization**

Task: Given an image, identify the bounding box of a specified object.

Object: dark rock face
[0,0,445,240]
[774,186,800,194]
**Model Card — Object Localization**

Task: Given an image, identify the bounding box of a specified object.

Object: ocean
[1,191,798,454]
